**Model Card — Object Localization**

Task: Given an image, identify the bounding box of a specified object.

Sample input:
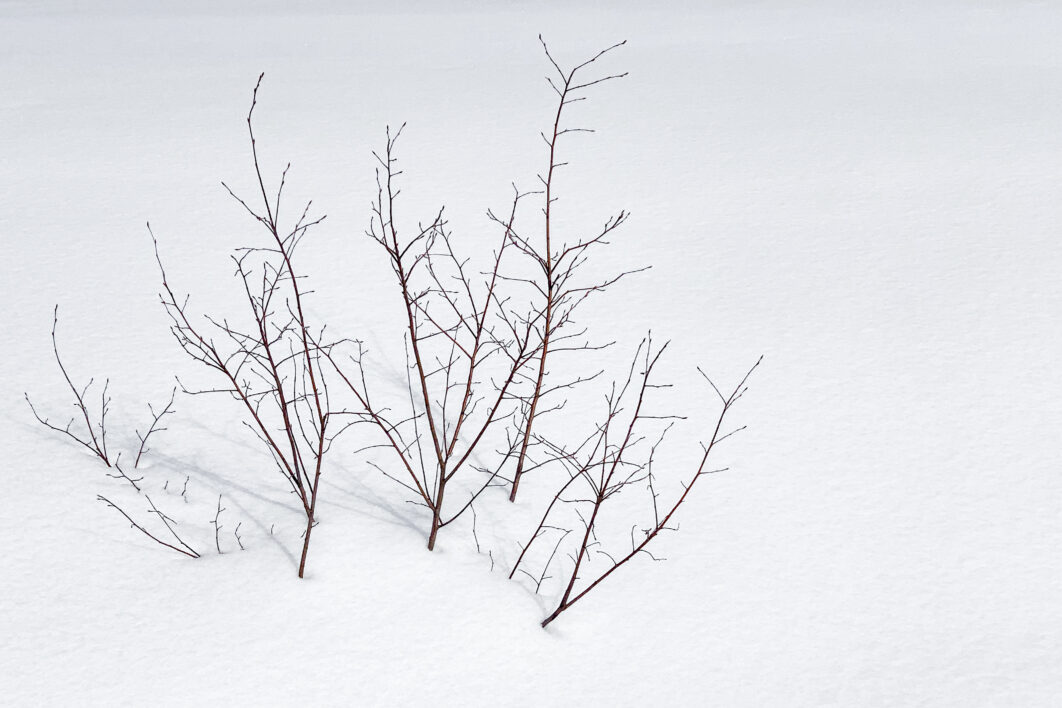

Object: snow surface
[3,1,1061,705]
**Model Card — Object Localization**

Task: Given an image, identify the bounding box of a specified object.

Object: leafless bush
[324,128,542,550]
[28,40,760,627]
[479,39,762,627]
[508,337,760,627]
[322,37,648,551]
[503,37,645,503]
[150,74,344,577]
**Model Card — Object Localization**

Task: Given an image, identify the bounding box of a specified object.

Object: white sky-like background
[2,2,1060,705]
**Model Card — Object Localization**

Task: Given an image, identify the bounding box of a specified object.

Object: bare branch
[26,306,111,466]
[98,495,200,559]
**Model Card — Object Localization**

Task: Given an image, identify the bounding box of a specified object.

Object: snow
[3,1,1060,705]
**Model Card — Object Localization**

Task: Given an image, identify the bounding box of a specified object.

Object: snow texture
[2,1,1060,705]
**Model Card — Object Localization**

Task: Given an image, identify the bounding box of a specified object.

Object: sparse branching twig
[98,494,200,559]
[26,305,112,466]
[106,457,144,493]
[529,346,761,627]
[507,36,642,503]
[327,135,541,550]
[211,494,225,554]
[151,73,338,577]
[135,387,177,468]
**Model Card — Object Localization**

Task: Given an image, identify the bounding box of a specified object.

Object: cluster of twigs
[322,37,647,554]
[25,306,201,558]
[509,338,761,627]
[28,40,761,628]
[323,126,541,550]
[150,73,342,577]
[504,37,643,504]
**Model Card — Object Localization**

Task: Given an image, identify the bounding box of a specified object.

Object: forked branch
[508,36,635,502]
[26,305,112,466]
[528,342,761,627]
[334,133,541,550]
[150,73,337,577]
[135,387,177,468]
[98,494,200,559]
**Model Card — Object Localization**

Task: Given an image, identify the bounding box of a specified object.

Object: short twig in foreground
[135,387,177,468]
[211,495,225,554]
[106,457,144,493]
[98,494,200,559]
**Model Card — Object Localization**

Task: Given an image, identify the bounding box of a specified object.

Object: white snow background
[2,1,1060,705]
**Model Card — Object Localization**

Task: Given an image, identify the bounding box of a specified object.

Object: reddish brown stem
[355,131,536,549]
[152,74,335,576]
[541,355,761,628]
[26,305,111,466]
[510,37,628,502]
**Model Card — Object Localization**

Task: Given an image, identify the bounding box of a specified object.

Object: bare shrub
[487,39,763,627]
[134,386,176,469]
[324,128,541,550]
[504,37,645,503]
[150,74,343,577]
[27,40,760,627]
[509,338,761,627]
